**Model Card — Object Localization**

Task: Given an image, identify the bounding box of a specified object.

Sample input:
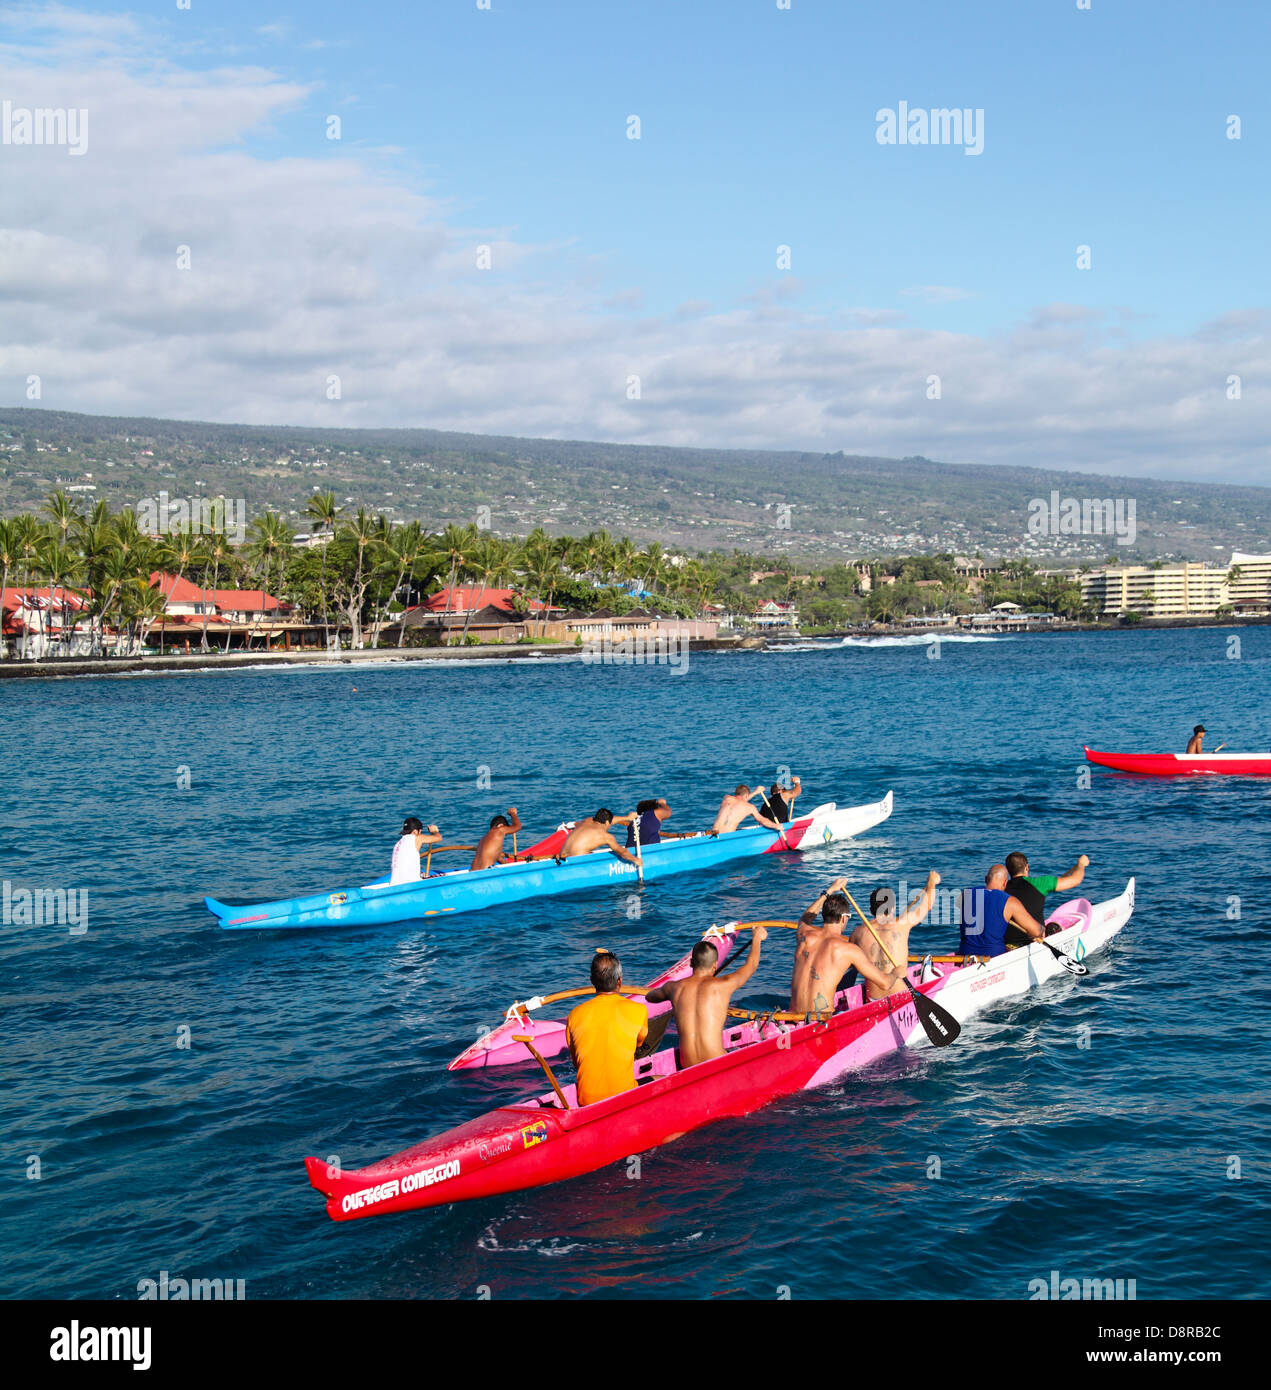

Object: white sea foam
[768,633,1012,652]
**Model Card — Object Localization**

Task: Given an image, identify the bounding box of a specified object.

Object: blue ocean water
[1,627,1268,1300]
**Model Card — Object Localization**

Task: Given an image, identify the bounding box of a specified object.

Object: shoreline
[0,635,756,681]
[2,616,1267,681]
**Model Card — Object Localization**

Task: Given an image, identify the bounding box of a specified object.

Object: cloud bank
[0,6,1267,486]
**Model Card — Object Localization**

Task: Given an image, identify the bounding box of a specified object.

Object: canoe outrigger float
[205,792,893,932]
[1085,746,1271,777]
[304,878,1134,1220]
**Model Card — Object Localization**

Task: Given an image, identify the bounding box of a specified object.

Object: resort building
[1079,562,1229,618]
[1226,553,1271,614]
[752,600,800,630]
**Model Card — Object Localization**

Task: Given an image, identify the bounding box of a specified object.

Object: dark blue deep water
[2,628,1268,1300]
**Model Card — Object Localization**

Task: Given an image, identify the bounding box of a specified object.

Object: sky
[0,0,1268,483]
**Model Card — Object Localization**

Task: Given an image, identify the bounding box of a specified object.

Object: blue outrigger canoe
[204,792,893,931]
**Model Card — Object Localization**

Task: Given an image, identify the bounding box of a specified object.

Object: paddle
[634,1012,671,1059]
[841,888,961,1047]
[632,806,644,884]
[1035,932,1088,976]
[755,783,792,849]
[513,1035,572,1109]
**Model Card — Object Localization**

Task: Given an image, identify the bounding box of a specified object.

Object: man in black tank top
[1004,850,1090,944]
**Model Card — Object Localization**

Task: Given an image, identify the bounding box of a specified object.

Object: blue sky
[0,0,1267,480]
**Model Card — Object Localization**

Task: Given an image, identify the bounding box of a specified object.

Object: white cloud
[900,285,976,304]
[0,7,1266,487]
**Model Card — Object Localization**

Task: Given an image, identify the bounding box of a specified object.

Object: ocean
[1,626,1267,1299]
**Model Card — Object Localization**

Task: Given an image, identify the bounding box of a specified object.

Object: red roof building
[424,586,550,614]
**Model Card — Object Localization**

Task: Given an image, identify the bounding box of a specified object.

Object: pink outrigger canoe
[448,926,739,1070]
[306,883,1134,1221]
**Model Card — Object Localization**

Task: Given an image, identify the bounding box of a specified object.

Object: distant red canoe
[1084,747,1271,777]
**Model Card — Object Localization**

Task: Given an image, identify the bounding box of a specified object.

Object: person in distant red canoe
[1186,724,1206,754]
[646,926,767,1067]
[470,808,523,870]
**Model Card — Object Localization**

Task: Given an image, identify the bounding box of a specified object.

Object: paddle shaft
[756,785,792,849]
[841,887,960,1047]
[514,1035,572,1110]
[632,807,644,883]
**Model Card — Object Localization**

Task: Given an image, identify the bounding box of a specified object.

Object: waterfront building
[1227,553,1271,614]
[1080,561,1230,618]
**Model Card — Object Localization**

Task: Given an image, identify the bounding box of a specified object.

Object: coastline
[0,635,756,681]
[3,616,1269,681]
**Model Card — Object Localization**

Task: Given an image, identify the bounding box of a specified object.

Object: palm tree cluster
[0,492,727,659]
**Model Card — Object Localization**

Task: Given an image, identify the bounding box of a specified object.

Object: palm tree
[0,519,15,659]
[461,534,508,644]
[196,531,231,651]
[640,541,664,598]
[436,523,478,646]
[38,538,85,657]
[333,508,384,649]
[371,521,427,647]
[306,490,342,648]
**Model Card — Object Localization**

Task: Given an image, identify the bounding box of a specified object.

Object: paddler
[566,950,648,1105]
[766,775,802,823]
[559,809,642,867]
[470,808,523,870]
[390,816,442,884]
[791,878,904,1013]
[1003,850,1089,944]
[710,784,782,835]
[624,797,689,847]
[959,865,1047,958]
[1186,724,1206,754]
[847,871,943,1002]
[645,926,768,1066]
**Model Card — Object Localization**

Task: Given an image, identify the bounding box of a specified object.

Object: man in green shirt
[1003,850,1089,944]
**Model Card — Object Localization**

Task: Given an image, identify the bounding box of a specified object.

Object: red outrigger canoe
[1084,747,1271,777]
[305,884,1134,1222]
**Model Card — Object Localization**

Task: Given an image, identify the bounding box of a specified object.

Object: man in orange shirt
[566,950,648,1106]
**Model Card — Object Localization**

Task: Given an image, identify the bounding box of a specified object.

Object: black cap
[1194,724,1206,734]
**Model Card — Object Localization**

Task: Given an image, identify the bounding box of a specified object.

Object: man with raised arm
[791,879,903,1013]
[1003,849,1089,943]
[960,864,1048,959]
[560,808,642,866]
[848,870,942,1002]
[645,926,768,1066]
[470,807,523,871]
[766,775,802,824]
[710,784,782,835]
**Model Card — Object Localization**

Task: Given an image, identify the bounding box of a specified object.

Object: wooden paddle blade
[907,981,961,1047]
